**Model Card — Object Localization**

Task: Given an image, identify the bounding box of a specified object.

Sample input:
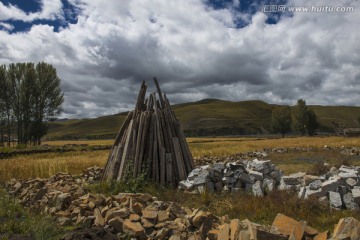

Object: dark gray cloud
[0,0,359,118]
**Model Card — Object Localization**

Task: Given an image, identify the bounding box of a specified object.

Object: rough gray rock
[282,172,306,185]
[343,193,359,211]
[309,180,322,190]
[252,181,264,197]
[321,179,340,192]
[329,191,342,209]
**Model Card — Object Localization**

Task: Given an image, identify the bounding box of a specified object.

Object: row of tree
[271,99,319,137]
[0,62,64,146]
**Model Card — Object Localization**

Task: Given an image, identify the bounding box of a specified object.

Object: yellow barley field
[0,150,108,182]
[188,136,360,157]
[1,136,359,183]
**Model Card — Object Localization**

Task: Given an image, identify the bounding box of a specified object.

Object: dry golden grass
[188,136,360,158]
[1,136,359,183]
[42,139,114,146]
[0,150,108,182]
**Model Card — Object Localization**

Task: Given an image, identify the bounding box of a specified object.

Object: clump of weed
[0,190,66,239]
[334,158,351,168]
[308,161,330,175]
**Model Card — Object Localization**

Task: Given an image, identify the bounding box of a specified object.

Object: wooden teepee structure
[101,78,194,186]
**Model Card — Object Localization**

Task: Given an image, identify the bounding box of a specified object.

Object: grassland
[45,99,360,139]
[1,136,360,235]
[0,150,107,183]
[1,136,359,182]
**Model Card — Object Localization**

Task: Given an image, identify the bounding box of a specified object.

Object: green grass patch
[0,190,67,240]
[268,149,360,174]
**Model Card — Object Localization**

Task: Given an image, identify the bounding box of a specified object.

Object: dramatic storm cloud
[0,0,359,118]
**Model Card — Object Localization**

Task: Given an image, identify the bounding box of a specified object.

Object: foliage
[292,99,319,136]
[292,99,308,135]
[88,176,147,195]
[0,62,64,146]
[271,106,292,137]
[307,109,319,136]
[308,161,330,175]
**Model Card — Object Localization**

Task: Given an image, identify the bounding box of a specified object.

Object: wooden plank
[108,123,129,180]
[165,153,173,185]
[164,94,194,171]
[154,110,166,185]
[153,77,165,109]
[159,146,166,185]
[172,137,187,181]
[134,112,145,177]
[117,119,134,180]
[178,122,195,170]
[101,111,133,181]
[134,81,147,112]
[152,114,159,182]
[138,111,150,175]
[147,115,155,179]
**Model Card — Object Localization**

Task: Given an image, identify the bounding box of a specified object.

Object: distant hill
[46,99,360,139]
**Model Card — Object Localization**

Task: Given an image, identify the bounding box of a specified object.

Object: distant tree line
[0,62,64,146]
[271,99,319,137]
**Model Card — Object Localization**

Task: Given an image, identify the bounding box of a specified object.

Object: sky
[0,0,359,119]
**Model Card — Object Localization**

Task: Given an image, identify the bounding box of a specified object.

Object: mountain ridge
[46,99,360,139]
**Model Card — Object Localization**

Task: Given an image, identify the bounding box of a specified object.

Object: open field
[43,139,114,146]
[0,150,108,183]
[1,136,360,235]
[1,136,360,182]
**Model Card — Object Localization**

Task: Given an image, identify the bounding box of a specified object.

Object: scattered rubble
[5,165,360,239]
[194,146,360,167]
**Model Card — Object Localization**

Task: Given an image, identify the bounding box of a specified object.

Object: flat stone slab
[321,179,340,193]
[343,193,359,211]
[329,191,342,209]
[282,172,306,185]
[248,170,263,181]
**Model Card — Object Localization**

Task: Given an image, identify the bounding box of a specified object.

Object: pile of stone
[80,166,103,182]
[179,159,283,196]
[5,171,212,238]
[194,151,268,166]
[340,147,360,156]
[287,165,360,210]
[194,146,360,167]
[180,158,360,211]
[5,168,360,240]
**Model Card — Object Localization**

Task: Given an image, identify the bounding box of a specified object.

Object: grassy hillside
[46,99,360,139]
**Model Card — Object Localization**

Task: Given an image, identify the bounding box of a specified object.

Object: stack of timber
[101,78,194,186]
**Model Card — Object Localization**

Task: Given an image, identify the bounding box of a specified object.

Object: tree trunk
[0,125,3,147]
[7,115,10,147]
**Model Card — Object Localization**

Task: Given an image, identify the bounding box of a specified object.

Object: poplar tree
[271,106,292,138]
